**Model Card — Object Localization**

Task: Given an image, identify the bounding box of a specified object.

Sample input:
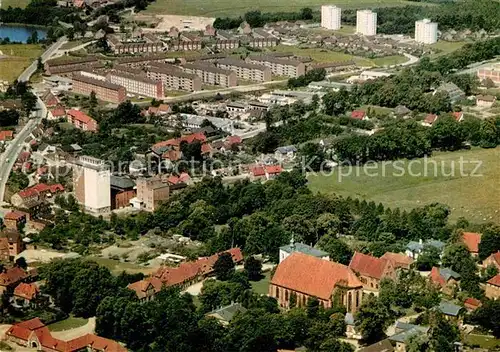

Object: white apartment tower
[356,10,377,36]
[73,155,111,215]
[415,19,438,44]
[321,5,342,30]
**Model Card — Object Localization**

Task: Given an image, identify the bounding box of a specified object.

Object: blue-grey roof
[389,326,429,343]
[276,145,297,154]
[438,301,463,317]
[439,267,461,281]
[395,321,419,332]
[406,241,423,252]
[406,239,446,252]
[345,312,355,325]
[208,303,247,322]
[427,240,446,250]
[280,242,329,258]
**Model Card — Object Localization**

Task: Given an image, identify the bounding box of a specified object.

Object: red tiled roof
[50,107,66,117]
[381,252,413,269]
[462,232,481,254]
[226,135,242,145]
[351,110,366,120]
[272,252,362,300]
[18,183,64,199]
[265,165,282,175]
[6,317,45,340]
[4,210,27,221]
[158,104,171,112]
[487,251,500,266]
[162,149,181,161]
[251,166,265,177]
[349,252,390,280]
[424,114,438,124]
[429,266,446,287]
[18,151,30,162]
[181,132,207,144]
[0,267,28,286]
[14,282,39,300]
[201,143,212,154]
[464,297,481,309]
[487,274,500,287]
[167,172,190,185]
[127,277,163,299]
[67,109,95,125]
[0,130,14,141]
[452,111,463,121]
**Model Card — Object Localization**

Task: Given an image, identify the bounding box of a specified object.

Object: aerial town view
[0,0,499,350]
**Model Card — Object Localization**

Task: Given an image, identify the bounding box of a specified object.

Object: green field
[464,334,500,349]
[308,147,500,223]
[250,271,271,295]
[48,316,88,332]
[372,55,409,67]
[0,44,43,82]
[145,0,422,16]
[87,256,156,275]
[428,41,467,58]
[1,0,30,8]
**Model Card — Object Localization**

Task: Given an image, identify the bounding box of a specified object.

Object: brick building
[483,251,500,271]
[11,184,64,209]
[485,274,500,300]
[110,176,136,210]
[72,74,126,104]
[348,252,396,292]
[169,40,202,51]
[107,35,164,54]
[247,37,279,48]
[146,63,202,92]
[66,109,98,132]
[214,40,240,50]
[134,176,171,212]
[246,55,305,77]
[0,231,23,260]
[429,266,461,295]
[44,56,99,75]
[270,252,364,312]
[181,63,237,87]
[3,211,27,231]
[107,69,164,99]
[216,58,272,82]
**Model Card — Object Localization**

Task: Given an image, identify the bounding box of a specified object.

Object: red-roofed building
[0,231,23,260]
[464,297,481,312]
[128,248,243,300]
[251,164,283,180]
[5,318,127,352]
[483,251,500,271]
[3,211,28,231]
[461,232,481,257]
[429,266,461,295]
[0,267,28,295]
[13,282,40,307]
[67,109,98,132]
[0,130,14,142]
[167,172,190,185]
[380,252,414,270]
[423,114,438,126]
[49,106,66,120]
[452,111,464,122]
[11,183,65,209]
[270,252,363,312]
[486,274,500,300]
[225,135,242,147]
[351,110,367,120]
[349,252,396,292]
[201,143,212,155]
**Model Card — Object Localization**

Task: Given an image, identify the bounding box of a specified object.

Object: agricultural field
[0,44,43,82]
[308,147,500,223]
[428,40,468,58]
[144,0,422,17]
[1,0,30,8]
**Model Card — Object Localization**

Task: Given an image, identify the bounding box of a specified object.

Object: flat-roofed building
[356,10,377,36]
[181,62,237,87]
[146,63,202,91]
[72,155,111,214]
[246,55,305,77]
[415,19,438,44]
[107,70,164,99]
[216,58,272,82]
[72,74,127,104]
[321,5,342,30]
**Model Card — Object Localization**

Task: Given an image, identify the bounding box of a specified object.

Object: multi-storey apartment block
[181,62,237,87]
[107,70,164,99]
[246,55,305,77]
[107,35,164,54]
[72,74,126,104]
[216,58,272,82]
[146,63,202,91]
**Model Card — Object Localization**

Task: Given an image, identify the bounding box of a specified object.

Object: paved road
[0,37,66,204]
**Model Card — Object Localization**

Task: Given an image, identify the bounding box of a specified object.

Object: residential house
[380,252,414,270]
[269,252,364,312]
[10,184,65,209]
[461,232,481,257]
[389,323,429,352]
[5,318,127,352]
[239,21,252,35]
[422,113,438,127]
[12,282,40,307]
[476,95,496,108]
[206,303,247,326]
[0,231,24,260]
[349,252,396,292]
[67,109,98,132]
[0,130,14,142]
[483,251,500,270]
[351,110,368,120]
[464,297,481,312]
[452,111,464,122]
[250,165,283,181]
[405,239,445,260]
[0,267,28,296]
[438,301,464,324]
[279,238,329,263]
[485,274,500,300]
[359,339,394,352]
[3,211,27,231]
[429,266,461,295]
[274,145,297,160]
[110,176,136,210]
[128,248,243,300]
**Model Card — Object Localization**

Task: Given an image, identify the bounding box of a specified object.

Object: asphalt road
[0,37,66,204]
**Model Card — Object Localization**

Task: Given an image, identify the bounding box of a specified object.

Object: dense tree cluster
[0,0,78,26]
[0,109,19,127]
[213,8,314,30]
[287,68,326,88]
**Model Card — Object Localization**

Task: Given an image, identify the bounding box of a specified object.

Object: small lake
[0,24,47,43]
